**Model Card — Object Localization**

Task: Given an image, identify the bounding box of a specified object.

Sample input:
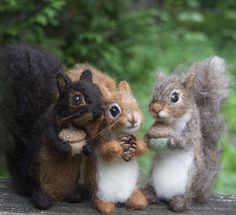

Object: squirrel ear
[118,81,132,93]
[80,69,93,82]
[156,71,167,82]
[183,73,196,90]
[56,72,72,93]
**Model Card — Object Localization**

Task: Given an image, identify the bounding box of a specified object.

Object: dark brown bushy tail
[189,56,231,202]
[0,44,63,195]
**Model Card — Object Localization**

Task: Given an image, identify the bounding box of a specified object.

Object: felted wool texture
[148,138,169,152]
[94,198,116,215]
[127,190,148,209]
[36,69,104,205]
[147,56,230,211]
[0,44,105,209]
[67,63,116,95]
[67,65,147,211]
[0,44,64,197]
[94,82,144,203]
[146,122,173,139]
[39,138,82,201]
[59,128,86,156]
[146,122,173,152]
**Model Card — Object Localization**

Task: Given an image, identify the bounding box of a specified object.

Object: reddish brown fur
[67,65,147,214]
[135,140,147,156]
[128,190,148,209]
[97,140,123,162]
[67,64,116,93]
[86,83,147,213]
[94,198,116,215]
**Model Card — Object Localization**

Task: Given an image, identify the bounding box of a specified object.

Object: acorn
[59,127,86,156]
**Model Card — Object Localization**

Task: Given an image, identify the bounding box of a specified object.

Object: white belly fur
[151,148,194,200]
[96,155,139,203]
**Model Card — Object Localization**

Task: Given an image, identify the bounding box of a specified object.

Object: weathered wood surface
[0,178,236,215]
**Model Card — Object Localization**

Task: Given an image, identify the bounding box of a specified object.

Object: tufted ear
[80,69,93,82]
[56,72,72,93]
[183,73,196,91]
[156,71,167,83]
[118,81,132,93]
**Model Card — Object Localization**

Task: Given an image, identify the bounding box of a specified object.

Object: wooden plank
[0,178,235,214]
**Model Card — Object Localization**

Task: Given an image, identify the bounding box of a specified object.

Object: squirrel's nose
[127,113,138,126]
[149,103,163,114]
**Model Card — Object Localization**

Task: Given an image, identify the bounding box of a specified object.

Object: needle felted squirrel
[86,80,148,215]
[0,44,104,209]
[60,66,148,214]
[145,56,230,212]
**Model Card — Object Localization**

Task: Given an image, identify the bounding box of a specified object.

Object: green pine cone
[148,138,169,152]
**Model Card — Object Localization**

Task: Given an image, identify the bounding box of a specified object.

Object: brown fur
[97,139,123,161]
[65,66,147,213]
[87,81,147,214]
[67,64,116,94]
[135,140,147,156]
[128,190,148,209]
[84,156,98,199]
[39,139,82,201]
[66,64,117,201]
[94,198,116,215]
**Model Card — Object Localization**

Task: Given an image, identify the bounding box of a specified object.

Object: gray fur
[186,56,230,203]
[148,56,231,212]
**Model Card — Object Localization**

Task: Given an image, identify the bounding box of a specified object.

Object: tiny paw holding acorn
[167,136,185,149]
[147,136,184,152]
[145,121,175,152]
[59,127,87,156]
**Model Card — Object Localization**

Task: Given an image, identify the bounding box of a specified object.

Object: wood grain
[0,178,235,215]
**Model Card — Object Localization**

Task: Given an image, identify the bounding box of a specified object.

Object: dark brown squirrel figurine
[0,44,104,210]
[145,56,230,212]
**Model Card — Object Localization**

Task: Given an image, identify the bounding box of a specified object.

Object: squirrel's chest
[151,149,194,200]
[95,155,139,203]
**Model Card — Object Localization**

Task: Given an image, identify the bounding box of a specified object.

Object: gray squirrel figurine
[145,56,230,212]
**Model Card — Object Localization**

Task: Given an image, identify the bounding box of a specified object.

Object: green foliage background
[0,0,235,193]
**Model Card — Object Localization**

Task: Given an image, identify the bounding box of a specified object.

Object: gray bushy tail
[189,56,231,201]
[191,56,230,147]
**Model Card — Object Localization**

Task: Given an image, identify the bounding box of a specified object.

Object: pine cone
[119,135,137,162]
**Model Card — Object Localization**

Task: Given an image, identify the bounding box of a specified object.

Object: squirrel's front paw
[57,141,72,157]
[99,141,123,161]
[168,137,183,149]
[83,143,94,156]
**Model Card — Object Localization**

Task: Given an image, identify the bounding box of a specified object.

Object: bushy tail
[0,44,63,195]
[189,56,231,201]
[191,56,230,147]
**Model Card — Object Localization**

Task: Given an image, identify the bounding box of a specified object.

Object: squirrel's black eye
[108,103,121,118]
[72,94,82,105]
[170,91,179,103]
